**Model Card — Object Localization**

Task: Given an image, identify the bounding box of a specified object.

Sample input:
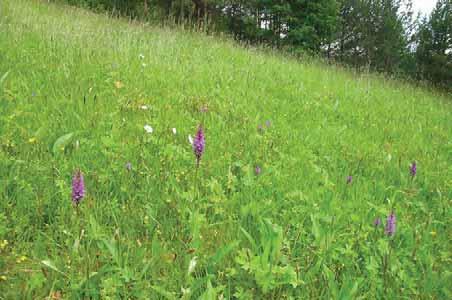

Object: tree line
[60,0,451,89]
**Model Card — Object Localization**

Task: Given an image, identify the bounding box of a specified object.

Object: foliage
[285,0,338,52]
[332,0,412,72]
[415,0,452,89]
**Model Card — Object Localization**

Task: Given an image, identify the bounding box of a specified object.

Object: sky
[412,0,436,16]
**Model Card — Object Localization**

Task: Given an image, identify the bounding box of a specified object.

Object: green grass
[1,0,451,298]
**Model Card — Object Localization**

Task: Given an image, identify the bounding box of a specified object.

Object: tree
[331,0,412,72]
[285,0,338,52]
[416,0,452,88]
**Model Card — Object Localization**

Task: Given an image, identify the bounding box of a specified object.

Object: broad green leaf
[0,71,9,85]
[199,280,217,300]
[209,240,239,265]
[52,132,74,154]
[240,227,257,252]
[41,260,67,277]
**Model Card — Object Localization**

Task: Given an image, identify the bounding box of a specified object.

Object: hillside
[0,0,451,298]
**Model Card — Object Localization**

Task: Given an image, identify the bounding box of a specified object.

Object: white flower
[144,125,153,134]
[188,135,193,145]
[139,53,145,60]
[142,63,147,68]
[188,256,197,275]
[172,128,177,135]
[181,287,191,295]
[140,105,149,110]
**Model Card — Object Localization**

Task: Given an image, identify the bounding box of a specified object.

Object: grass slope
[0,0,451,298]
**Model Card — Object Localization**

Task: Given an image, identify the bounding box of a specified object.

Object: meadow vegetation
[0,0,451,298]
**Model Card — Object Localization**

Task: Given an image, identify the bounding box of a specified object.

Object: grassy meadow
[0,0,451,298]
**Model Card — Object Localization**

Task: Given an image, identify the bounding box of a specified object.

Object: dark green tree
[285,0,338,52]
[332,0,412,72]
[416,0,452,88]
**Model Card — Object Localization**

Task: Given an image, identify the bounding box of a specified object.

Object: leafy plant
[236,219,299,294]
